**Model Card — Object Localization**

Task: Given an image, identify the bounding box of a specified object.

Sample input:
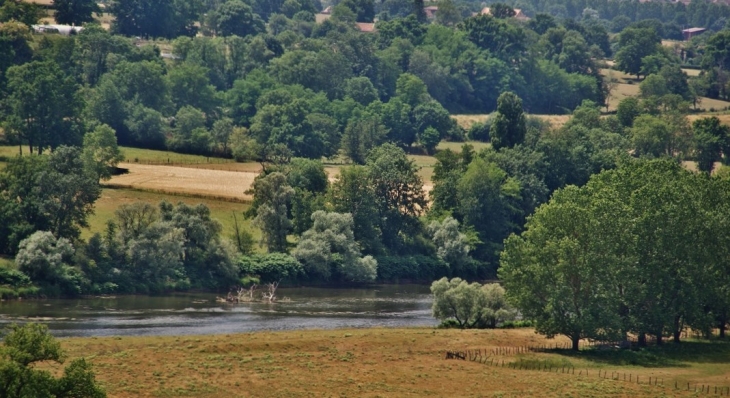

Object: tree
[53,0,100,25]
[490,92,526,150]
[159,202,238,289]
[339,0,375,22]
[457,158,520,264]
[238,253,304,283]
[693,116,729,173]
[293,211,378,282]
[35,146,102,240]
[430,277,515,328]
[639,74,669,98]
[499,185,627,349]
[0,323,106,398]
[82,124,124,181]
[427,217,470,268]
[110,0,199,38]
[366,144,427,251]
[328,166,382,255]
[435,0,461,26]
[167,63,218,115]
[5,61,82,154]
[629,114,672,157]
[614,28,661,79]
[251,172,295,253]
[15,231,80,295]
[342,117,387,164]
[489,3,515,19]
[209,0,265,38]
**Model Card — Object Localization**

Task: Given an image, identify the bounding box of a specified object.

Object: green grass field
[87,188,259,247]
[53,327,730,398]
[120,147,233,164]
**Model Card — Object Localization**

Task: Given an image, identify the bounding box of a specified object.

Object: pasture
[87,188,256,243]
[52,327,730,397]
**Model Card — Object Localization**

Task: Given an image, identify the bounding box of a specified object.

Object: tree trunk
[572,335,580,351]
[673,316,681,343]
[720,321,726,339]
[656,332,663,345]
[638,333,647,347]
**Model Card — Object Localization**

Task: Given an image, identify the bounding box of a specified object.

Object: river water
[0,285,436,337]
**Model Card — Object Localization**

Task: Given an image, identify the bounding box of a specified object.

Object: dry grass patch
[453,114,571,130]
[106,163,257,201]
[54,327,724,398]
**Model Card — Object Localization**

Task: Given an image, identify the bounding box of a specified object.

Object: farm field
[106,162,257,201]
[452,114,572,130]
[87,188,254,242]
[52,327,730,398]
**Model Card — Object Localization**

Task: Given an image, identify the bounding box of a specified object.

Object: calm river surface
[0,285,436,337]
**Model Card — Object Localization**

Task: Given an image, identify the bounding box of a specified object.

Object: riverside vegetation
[4,0,730,396]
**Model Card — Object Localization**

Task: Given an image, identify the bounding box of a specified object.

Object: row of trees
[501,160,730,349]
[1,1,609,158]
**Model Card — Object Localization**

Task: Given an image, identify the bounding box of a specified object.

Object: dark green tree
[693,116,729,173]
[0,323,106,398]
[490,92,526,150]
[5,61,82,154]
[209,0,265,38]
[53,0,100,25]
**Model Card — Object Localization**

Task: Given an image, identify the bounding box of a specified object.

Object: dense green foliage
[0,323,106,397]
[4,0,730,301]
[500,160,730,349]
[431,277,515,328]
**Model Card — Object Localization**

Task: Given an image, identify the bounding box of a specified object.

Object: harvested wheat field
[53,327,730,398]
[452,114,571,130]
[106,163,257,201]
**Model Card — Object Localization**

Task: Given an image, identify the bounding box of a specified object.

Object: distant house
[424,6,439,19]
[31,24,84,35]
[682,27,707,40]
[479,7,530,21]
[321,6,332,14]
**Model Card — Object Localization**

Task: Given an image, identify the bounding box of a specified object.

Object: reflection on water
[0,285,436,337]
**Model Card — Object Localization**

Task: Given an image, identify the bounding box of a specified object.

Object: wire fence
[445,337,730,395]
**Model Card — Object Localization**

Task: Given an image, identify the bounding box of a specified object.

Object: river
[0,285,436,337]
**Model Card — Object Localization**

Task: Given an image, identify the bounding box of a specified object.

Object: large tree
[614,27,661,79]
[490,92,526,150]
[366,144,427,251]
[5,61,82,154]
[53,0,100,26]
[250,172,295,253]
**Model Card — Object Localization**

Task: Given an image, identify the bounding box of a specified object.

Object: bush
[376,255,450,281]
[500,320,535,329]
[468,120,491,142]
[238,253,304,283]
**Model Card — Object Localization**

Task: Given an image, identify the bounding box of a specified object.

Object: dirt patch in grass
[53,327,728,398]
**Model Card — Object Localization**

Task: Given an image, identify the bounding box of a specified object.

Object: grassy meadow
[87,188,256,243]
[47,327,730,398]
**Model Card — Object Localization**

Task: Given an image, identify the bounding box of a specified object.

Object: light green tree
[427,217,469,267]
[430,277,515,328]
[82,124,124,181]
[293,211,377,282]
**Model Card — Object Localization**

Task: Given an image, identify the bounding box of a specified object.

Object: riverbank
[49,327,730,397]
